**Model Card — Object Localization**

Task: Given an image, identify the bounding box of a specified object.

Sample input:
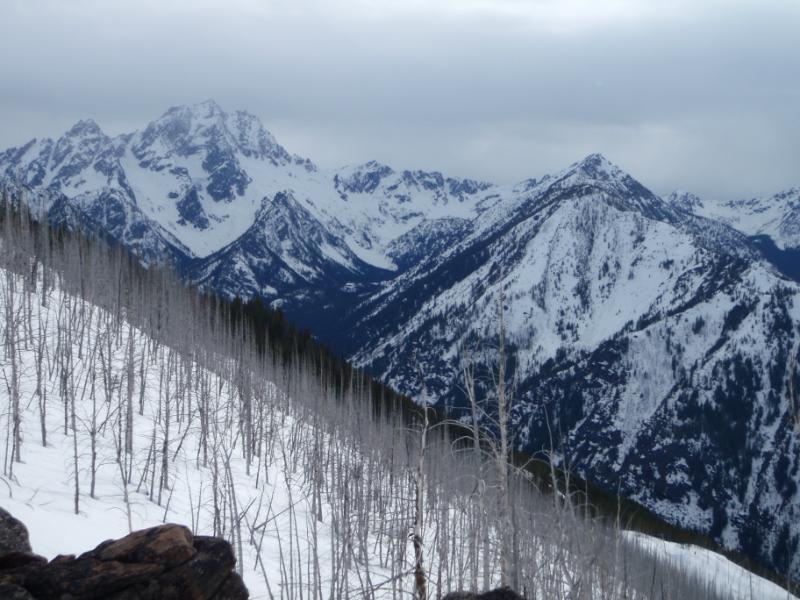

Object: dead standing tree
[413,401,431,600]
[456,293,520,591]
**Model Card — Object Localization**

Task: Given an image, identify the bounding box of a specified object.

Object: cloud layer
[1,0,797,199]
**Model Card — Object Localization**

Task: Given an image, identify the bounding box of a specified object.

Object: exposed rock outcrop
[0,508,32,555]
[0,512,248,600]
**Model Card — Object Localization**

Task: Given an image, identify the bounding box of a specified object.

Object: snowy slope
[624,532,796,600]
[667,188,800,250]
[0,260,417,599]
[0,270,339,599]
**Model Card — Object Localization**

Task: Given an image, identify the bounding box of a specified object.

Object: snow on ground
[624,531,798,600]
[0,267,393,599]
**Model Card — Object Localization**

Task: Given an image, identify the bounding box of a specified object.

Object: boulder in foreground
[0,510,248,600]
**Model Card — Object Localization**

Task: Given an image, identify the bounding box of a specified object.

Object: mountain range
[2,100,799,581]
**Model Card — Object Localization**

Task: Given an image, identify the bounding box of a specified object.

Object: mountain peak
[666,189,704,212]
[137,100,295,168]
[192,99,227,121]
[356,160,394,173]
[580,151,609,164]
[64,118,105,139]
[572,152,617,177]
[335,161,395,194]
[171,99,226,120]
[770,186,800,203]
[158,99,226,127]
[550,152,630,190]
[541,152,682,223]
[196,98,223,111]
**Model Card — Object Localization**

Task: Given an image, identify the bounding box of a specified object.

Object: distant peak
[159,99,226,122]
[360,160,394,173]
[198,98,221,109]
[537,152,680,222]
[582,152,608,162]
[136,101,298,167]
[771,187,800,201]
[65,118,105,138]
[195,99,225,116]
[574,153,615,173]
[548,153,626,188]
[666,189,704,212]
[335,161,395,194]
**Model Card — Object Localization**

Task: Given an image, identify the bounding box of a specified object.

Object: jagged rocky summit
[0,507,248,600]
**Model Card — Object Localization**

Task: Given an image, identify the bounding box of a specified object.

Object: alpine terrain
[1,100,799,584]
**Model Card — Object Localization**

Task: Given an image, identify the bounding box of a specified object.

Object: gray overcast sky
[0,0,798,199]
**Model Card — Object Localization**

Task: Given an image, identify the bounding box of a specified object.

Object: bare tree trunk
[5,275,22,464]
[90,368,98,498]
[461,352,484,591]
[35,312,48,447]
[413,405,430,600]
[496,297,515,589]
[71,356,80,515]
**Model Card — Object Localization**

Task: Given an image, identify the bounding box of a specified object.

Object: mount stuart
[2,100,799,580]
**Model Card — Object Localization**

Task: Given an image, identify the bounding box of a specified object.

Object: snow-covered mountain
[0,100,496,274]
[667,187,800,251]
[342,155,800,578]
[2,102,800,583]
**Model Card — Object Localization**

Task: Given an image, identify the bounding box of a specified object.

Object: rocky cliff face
[0,509,248,600]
